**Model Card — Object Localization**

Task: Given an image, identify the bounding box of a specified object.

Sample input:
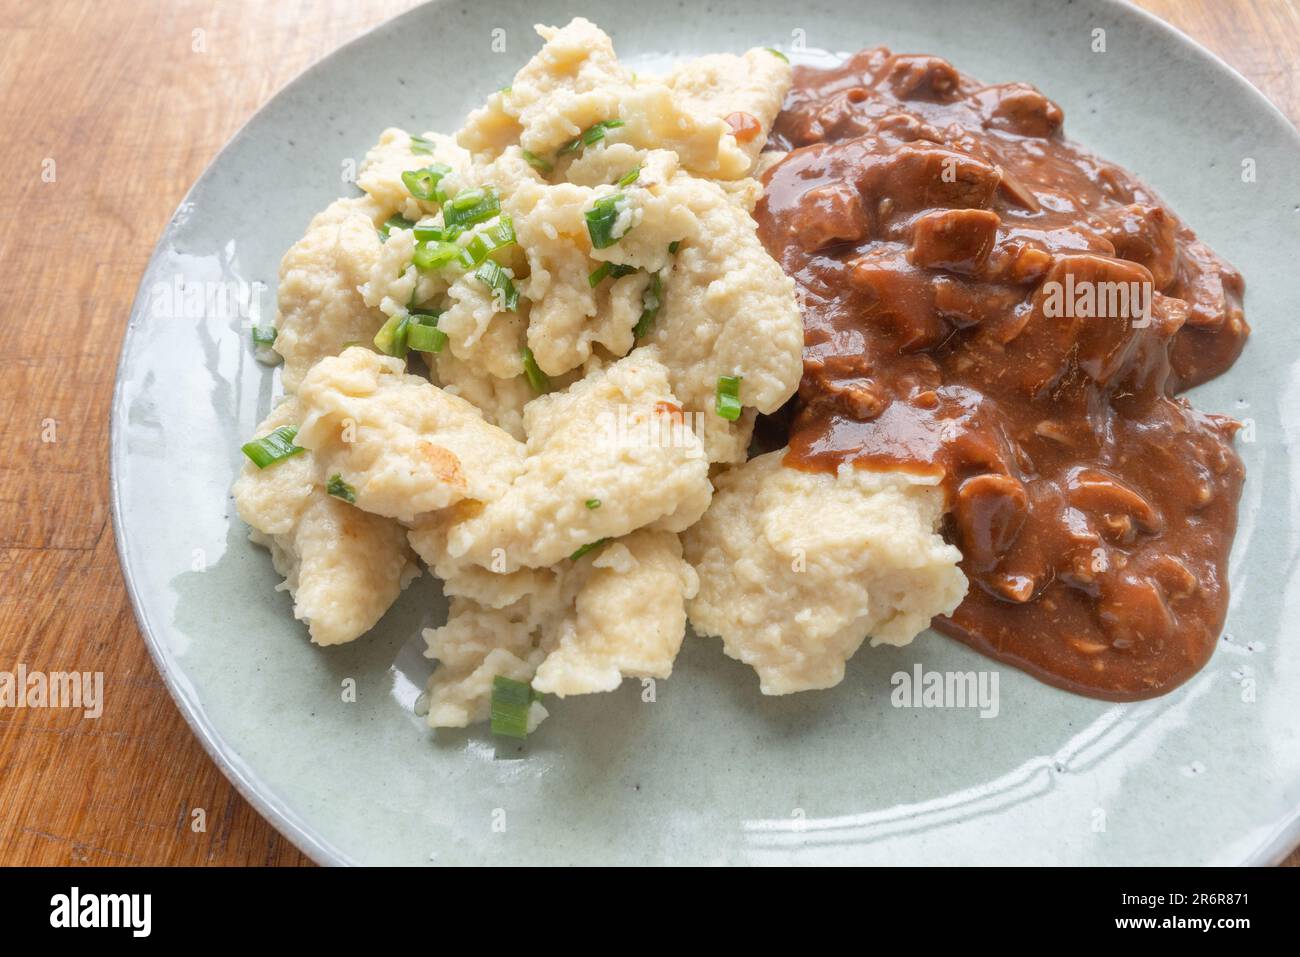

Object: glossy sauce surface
[756,49,1248,700]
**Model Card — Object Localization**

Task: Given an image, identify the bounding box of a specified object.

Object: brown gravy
[755,49,1248,700]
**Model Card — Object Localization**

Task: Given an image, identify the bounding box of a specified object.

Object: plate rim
[109,0,1300,867]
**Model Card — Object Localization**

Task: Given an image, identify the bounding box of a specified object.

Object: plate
[111,0,1300,865]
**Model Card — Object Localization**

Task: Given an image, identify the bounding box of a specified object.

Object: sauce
[755,49,1248,700]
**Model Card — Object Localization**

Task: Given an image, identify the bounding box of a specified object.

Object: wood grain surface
[1,0,1296,867]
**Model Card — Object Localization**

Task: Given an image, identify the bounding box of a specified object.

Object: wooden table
[1,0,1296,867]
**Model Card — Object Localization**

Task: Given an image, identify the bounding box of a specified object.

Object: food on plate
[232,397,420,646]
[294,348,526,525]
[422,529,697,727]
[237,17,911,732]
[414,350,713,574]
[234,19,1247,733]
[682,450,965,694]
[757,48,1247,700]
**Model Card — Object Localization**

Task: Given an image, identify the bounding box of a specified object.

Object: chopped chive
[765,47,789,63]
[409,134,435,155]
[585,119,624,143]
[499,85,512,95]
[587,261,636,287]
[616,165,641,187]
[412,239,462,271]
[521,346,550,394]
[326,473,357,504]
[586,193,629,249]
[633,272,663,339]
[522,149,553,173]
[378,213,415,241]
[251,325,277,347]
[668,240,681,255]
[407,324,448,353]
[443,186,500,229]
[241,425,305,469]
[475,260,519,310]
[373,313,412,358]
[490,675,533,739]
[401,164,452,202]
[715,374,743,421]
[558,119,625,156]
[570,538,610,561]
[406,313,448,353]
[413,222,463,242]
[585,498,601,509]
[458,215,516,268]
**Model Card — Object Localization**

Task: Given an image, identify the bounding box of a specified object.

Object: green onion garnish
[633,272,663,339]
[490,675,534,739]
[715,375,743,421]
[458,215,516,268]
[443,187,500,229]
[475,260,519,310]
[410,135,435,155]
[379,214,415,241]
[522,150,553,173]
[617,165,641,187]
[326,473,357,504]
[668,240,681,255]
[765,47,789,63]
[587,261,636,287]
[241,425,305,469]
[373,313,412,358]
[585,499,601,509]
[558,119,625,156]
[570,538,610,561]
[586,193,629,249]
[251,325,277,347]
[406,313,448,353]
[412,239,462,272]
[521,346,550,393]
[401,164,452,202]
[413,222,463,242]
[407,324,448,354]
